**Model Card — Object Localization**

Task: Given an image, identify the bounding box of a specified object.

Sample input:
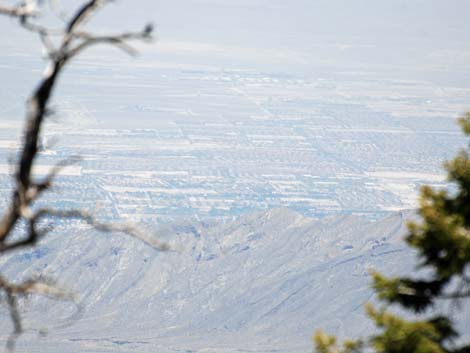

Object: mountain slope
[0,209,427,352]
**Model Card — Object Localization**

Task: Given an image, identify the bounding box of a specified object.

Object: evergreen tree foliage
[314,114,470,353]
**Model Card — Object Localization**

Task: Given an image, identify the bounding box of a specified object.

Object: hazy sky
[1,1,470,73]
[1,3,469,131]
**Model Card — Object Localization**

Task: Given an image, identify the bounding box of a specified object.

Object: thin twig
[0,0,157,346]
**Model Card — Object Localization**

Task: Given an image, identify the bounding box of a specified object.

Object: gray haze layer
[0,1,470,352]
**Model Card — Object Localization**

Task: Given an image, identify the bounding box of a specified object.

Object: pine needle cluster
[314,114,470,353]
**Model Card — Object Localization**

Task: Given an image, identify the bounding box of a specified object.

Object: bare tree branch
[0,208,170,254]
[0,0,159,346]
[0,273,77,351]
[68,28,153,58]
[65,0,104,35]
[0,2,39,17]
[0,0,155,245]
[5,290,21,352]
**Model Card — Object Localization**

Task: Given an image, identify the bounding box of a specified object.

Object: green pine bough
[314,114,470,353]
